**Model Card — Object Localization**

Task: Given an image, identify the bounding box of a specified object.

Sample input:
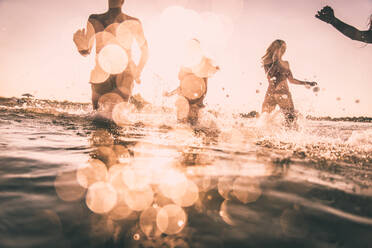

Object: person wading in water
[73,0,149,110]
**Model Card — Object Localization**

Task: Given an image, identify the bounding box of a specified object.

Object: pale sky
[0,0,371,117]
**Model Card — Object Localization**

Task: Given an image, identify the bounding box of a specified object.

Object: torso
[264,60,291,93]
[88,11,139,75]
[89,12,138,56]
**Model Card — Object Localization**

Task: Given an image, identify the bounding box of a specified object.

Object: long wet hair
[261,39,286,66]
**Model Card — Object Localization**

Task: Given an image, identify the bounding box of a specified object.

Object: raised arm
[316,6,372,44]
[73,19,95,56]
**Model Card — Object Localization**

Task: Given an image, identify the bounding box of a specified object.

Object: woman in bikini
[261,39,317,126]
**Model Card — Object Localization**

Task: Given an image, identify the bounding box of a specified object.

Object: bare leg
[275,93,297,127]
[115,71,133,102]
[188,104,200,126]
[262,92,277,113]
[91,76,120,110]
[91,86,100,110]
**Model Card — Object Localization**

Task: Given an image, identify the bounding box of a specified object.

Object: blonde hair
[261,39,286,66]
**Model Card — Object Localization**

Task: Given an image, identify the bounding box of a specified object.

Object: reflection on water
[0,99,372,247]
[54,125,266,243]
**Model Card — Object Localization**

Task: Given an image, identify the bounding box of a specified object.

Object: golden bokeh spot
[175,96,190,120]
[86,182,118,214]
[180,74,206,100]
[232,177,262,204]
[117,20,144,50]
[112,102,137,126]
[193,176,212,192]
[97,92,124,119]
[76,159,108,189]
[159,171,188,201]
[98,44,129,75]
[172,179,199,207]
[217,177,234,200]
[108,164,127,193]
[121,166,151,190]
[219,200,235,226]
[94,31,118,53]
[107,164,133,220]
[90,62,110,84]
[133,233,140,241]
[54,170,86,202]
[156,204,187,235]
[139,207,162,238]
[123,185,154,211]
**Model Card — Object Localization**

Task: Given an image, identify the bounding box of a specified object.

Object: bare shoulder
[88,14,106,32]
[88,13,103,21]
[126,14,141,22]
[119,13,142,24]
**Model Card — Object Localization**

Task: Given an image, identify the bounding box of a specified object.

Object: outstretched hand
[315,6,335,24]
[306,81,317,87]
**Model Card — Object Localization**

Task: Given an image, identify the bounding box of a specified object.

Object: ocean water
[0,97,371,248]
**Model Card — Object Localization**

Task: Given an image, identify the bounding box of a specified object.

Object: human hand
[315,6,335,24]
[73,29,89,52]
[306,81,317,87]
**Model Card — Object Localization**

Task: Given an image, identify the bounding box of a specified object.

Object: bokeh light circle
[232,177,262,204]
[54,171,86,202]
[86,182,118,214]
[90,63,110,84]
[156,204,187,235]
[117,20,145,49]
[76,159,108,189]
[219,200,235,226]
[98,44,129,75]
[159,171,188,201]
[217,177,234,200]
[180,74,206,100]
[123,185,154,211]
[172,179,199,207]
[97,92,125,120]
[112,102,137,126]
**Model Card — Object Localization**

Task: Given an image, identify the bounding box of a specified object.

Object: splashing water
[0,96,371,248]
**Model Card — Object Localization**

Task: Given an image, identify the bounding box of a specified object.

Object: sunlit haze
[0,0,371,117]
